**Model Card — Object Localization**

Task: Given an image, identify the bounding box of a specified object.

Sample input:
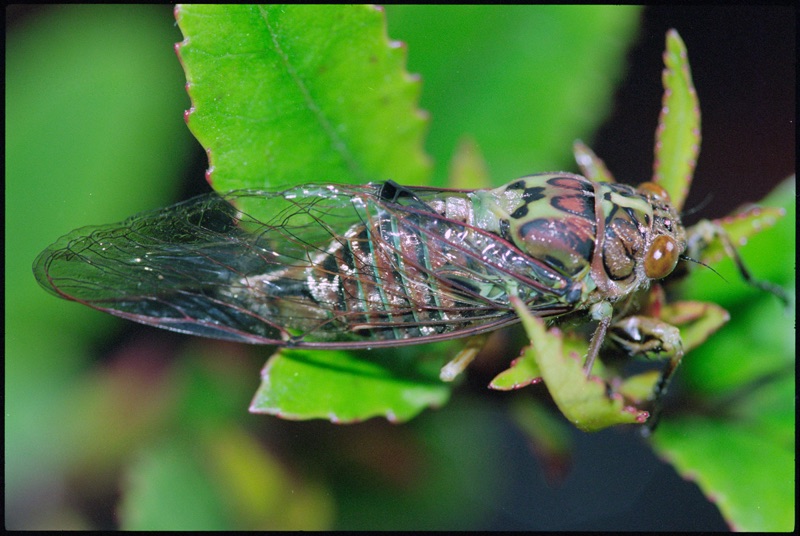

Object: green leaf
[510,298,648,432]
[250,348,450,423]
[385,5,642,184]
[489,351,543,391]
[175,4,431,194]
[680,177,794,312]
[654,414,794,531]
[617,370,661,404]
[120,439,229,530]
[175,4,439,422]
[653,29,701,211]
[447,137,490,190]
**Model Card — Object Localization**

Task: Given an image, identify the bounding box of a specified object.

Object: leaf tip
[632,408,650,423]
[665,28,687,57]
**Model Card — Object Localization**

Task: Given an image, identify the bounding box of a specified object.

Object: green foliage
[176,5,430,194]
[654,30,701,211]
[652,178,795,531]
[509,299,648,431]
[120,430,334,529]
[10,4,792,531]
[385,5,641,184]
[6,2,193,514]
[250,348,450,422]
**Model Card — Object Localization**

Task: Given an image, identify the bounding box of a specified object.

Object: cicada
[34,173,692,395]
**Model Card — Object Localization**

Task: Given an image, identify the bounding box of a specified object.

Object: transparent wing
[33,183,576,347]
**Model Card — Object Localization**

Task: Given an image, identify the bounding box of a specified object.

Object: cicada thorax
[475,173,686,309]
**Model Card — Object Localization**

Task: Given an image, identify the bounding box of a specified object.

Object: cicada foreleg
[583,301,614,376]
[687,220,789,305]
[607,315,685,434]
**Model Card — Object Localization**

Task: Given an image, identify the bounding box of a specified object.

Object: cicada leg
[583,301,614,376]
[607,315,685,435]
[439,334,489,382]
[688,220,789,305]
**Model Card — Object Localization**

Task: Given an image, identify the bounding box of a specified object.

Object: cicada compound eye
[644,235,680,279]
[637,182,671,203]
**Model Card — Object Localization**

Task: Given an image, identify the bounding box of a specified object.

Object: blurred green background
[6,5,794,529]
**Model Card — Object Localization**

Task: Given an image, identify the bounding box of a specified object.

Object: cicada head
[579,178,688,301]
[636,182,686,282]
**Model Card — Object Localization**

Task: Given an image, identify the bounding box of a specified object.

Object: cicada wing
[32,186,379,344]
[33,183,577,347]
